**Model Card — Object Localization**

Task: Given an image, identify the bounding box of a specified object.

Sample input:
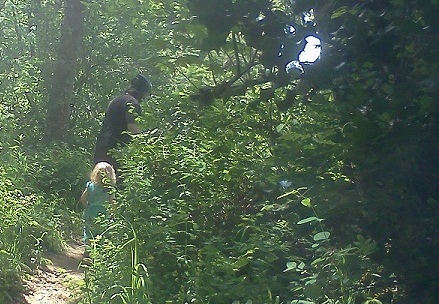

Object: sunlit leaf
[331,6,348,19]
[284,261,297,272]
[311,257,325,265]
[233,256,249,269]
[297,216,320,225]
[364,299,383,304]
[300,198,312,208]
[291,301,315,304]
[276,124,286,133]
[313,231,330,241]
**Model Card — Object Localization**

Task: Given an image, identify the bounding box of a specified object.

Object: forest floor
[17,238,86,304]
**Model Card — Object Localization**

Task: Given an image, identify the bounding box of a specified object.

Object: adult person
[93,74,152,174]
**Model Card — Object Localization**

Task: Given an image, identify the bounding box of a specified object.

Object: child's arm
[80,188,89,207]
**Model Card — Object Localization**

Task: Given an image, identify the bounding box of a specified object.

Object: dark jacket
[93,94,141,166]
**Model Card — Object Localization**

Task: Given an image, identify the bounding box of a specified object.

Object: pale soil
[17,239,86,304]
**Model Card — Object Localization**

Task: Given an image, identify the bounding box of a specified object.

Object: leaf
[291,300,315,304]
[357,234,366,242]
[328,92,335,102]
[300,198,312,208]
[303,284,323,299]
[313,231,330,241]
[331,6,348,19]
[297,216,320,225]
[417,95,434,112]
[364,299,383,304]
[261,204,275,211]
[381,83,393,94]
[276,124,286,133]
[284,261,297,272]
[311,257,325,265]
[233,256,249,269]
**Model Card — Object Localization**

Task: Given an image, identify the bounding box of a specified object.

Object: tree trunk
[44,0,84,142]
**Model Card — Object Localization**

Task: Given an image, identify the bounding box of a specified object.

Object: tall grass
[0,143,87,302]
[81,218,152,304]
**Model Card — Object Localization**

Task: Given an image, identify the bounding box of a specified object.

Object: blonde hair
[90,162,116,186]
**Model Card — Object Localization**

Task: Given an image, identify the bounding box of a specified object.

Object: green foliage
[26,143,91,207]
[1,0,438,303]
[0,172,67,301]
[81,219,152,304]
[74,85,395,302]
[0,140,85,301]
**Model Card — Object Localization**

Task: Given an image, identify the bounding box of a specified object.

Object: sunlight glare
[285,60,304,74]
[285,35,321,74]
[298,36,321,63]
[302,9,315,25]
[284,25,296,35]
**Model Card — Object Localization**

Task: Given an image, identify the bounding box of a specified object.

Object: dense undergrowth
[0,101,398,304]
[1,1,438,302]
[75,97,400,303]
[0,144,87,303]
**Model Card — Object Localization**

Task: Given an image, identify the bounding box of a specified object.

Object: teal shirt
[83,181,111,221]
[82,181,113,241]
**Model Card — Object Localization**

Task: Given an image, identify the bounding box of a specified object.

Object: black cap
[131,74,152,93]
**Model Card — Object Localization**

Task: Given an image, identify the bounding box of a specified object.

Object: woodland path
[18,238,85,304]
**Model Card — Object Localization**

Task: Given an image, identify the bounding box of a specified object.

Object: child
[80,161,117,246]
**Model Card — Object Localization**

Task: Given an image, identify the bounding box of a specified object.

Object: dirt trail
[21,239,85,304]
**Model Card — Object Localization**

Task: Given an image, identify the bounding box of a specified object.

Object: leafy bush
[24,143,92,210]
[81,219,152,304]
[0,142,87,301]
[77,97,395,303]
[0,173,65,301]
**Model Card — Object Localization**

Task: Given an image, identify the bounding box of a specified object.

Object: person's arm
[80,188,89,207]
